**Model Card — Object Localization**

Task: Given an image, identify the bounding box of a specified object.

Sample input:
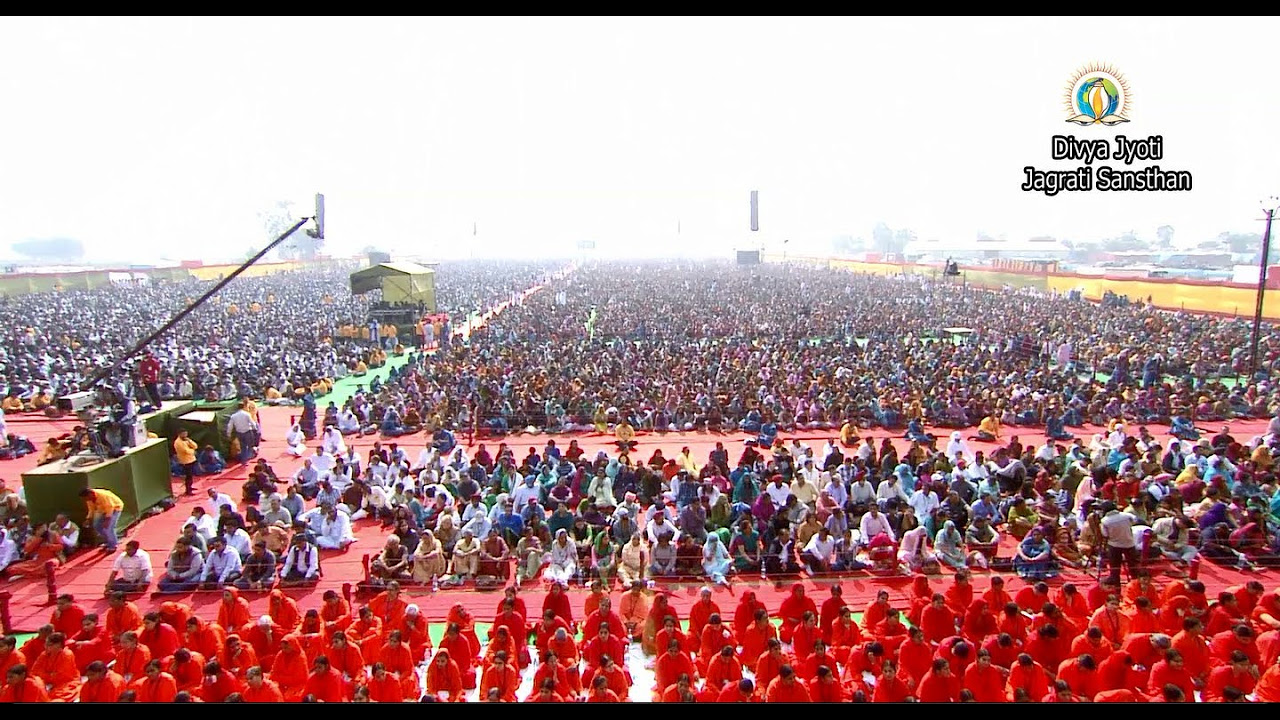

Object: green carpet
[324,352,415,409]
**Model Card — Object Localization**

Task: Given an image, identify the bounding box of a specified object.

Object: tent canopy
[350,262,436,308]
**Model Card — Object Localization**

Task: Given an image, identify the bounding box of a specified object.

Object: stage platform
[0,407,1272,633]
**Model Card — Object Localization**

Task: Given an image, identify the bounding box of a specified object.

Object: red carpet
[2,410,1274,632]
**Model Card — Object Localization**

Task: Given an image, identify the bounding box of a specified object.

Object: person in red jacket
[1089,594,1130,648]
[698,614,736,673]
[1053,583,1090,627]
[658,673,698,702]
[652,640,698,698]
[425,647,465,701]
[1043,678,1081,702]
[791,611,821,662]
[1069,626,1113,663]
[69,614,115,673]
[166,648,206,693]
[585,674,622,703]
[688,587,721,642]
[753,639,793,690]
[896,627,933,683]
[981,632,1022,669]
[581,624,628,676]
[1210,624,1260,668]
[808,665,846,702]
[1014,581,1051,614]
[862,590,893,634]
[963,649,1007,702]
[706,644,744,693]
[139,612,182,662]
[241,665,285,703]
[872,609,910,654]
[1171,616,1211,682]
[916,657,960,702]
[739,609,778,663]
[1146,649,1194,701]
[764,665,812,702]
[367,662,406,703]
[526,677,566,703]
[1120,632,1172,673]
[1205,592,1246,636]
[1202,650,1258,702]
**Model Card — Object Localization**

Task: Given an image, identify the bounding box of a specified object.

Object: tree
[1156,225,1175,248]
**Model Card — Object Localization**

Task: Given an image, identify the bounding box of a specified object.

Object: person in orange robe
[764,665,812,702]
[497,585,531,633]
[1123,573,1163,611]
[585,674,622,702]
[963,649,1007,702]
[79,661,126,702]
[7,530,63,578]
[0,664,50,702]
[944,572,975,617]
[491,600,530,664]
[733,591,769,635]
[241,615,286,670]
[544,627,581,694]
[896,627,934,684]
[104,592,144,644]
[962,599,998,645]
[654,617,693,660]
[791,611,822,662]
[871,658,912,702]
[828,606,862,665]
[0,636,23,678]
[216,588,252,633]
[777,585,817,645]
[1005,653,1048,701]
[697,614,735,671]
[542,581,575,630]
[658,673,698,702]
[367,662,406,703]
[368,581,408,629]
[917,657,961,702]
[1014,582,1051,614]
[581,624,628,675]
[484,626,526,671]
[1210,625,1260,668]
[1033,603,1081,642]
[346,606,384,660]
[69,615,114,673]
[1057,654,1100,700]
[29,633,81,702]
[199,659,242,703]
[114,632,152,682]
[1254,655,1280,701]
[872,609,910,654]
[753,639,793,690]
[1170,617,1211,681]
[293,610,329,663]
[325,631,365,684]
[534,609,571,654]
[1202,651,1257,702]
[1159,595,1197,636]
[267,589,301,633]
[526,678,566,703]
[130,659,178,702]
[582,580,608,619]
[267,635,309,701]
[397,604,432,663]
[689,586,722,641]
[797,640,839,683]
[166,648,206,693]
[157,601,194,638]
[1089,595,1130,648]
[618,583,650,642]
[479,650,521,702]
[906,576,933,627]
[242,665,285,702]
[1205,592,1246,636]
[1053,583,1090,627]
[1161,579,1207,616]
[139,612,181,661]
[739,609,777,663]
[706,644,744,693]
[920,594,958,644]
[49,595,86,638]
[937,636,976,678]
[426,648,465,701]
[184,617,227,660]
[1226,580,1265,617]
[529,650,575,700]
[1146,650,1194,700]
[652,641,697,699]
[320,590,353,634]
[1025,624,1069,672]
[375,630,421,698]
[715,677,759,702]
[219,634,259,680]
[438,624,477,688]
[981,633,1023,670]
[302,656,347,702]
[1085,579,1121,612]
[1070,626,1114,663]
[983,576,1013,611]
[1128,596,1161,634]
[581,655,630,699]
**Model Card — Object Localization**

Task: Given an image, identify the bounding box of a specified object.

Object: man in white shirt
[224,526,254,559]
[824,475,849,509]
[647,514,680,545]
[204,488,236,516]
[1099,503,1145,585]
[281,535,321,585]
[317,506,355,550]
[311,447,335,476]
[320,426,346,456]
[764,475,792,508]
[200,536,243,588]
[292,460,320,495]
[106,540,153,593]
[876,476,909,508]
[909,483,941,520]
[0,528,16,574]
[188,507,218,540]
[52,514,80,554]
[511,476,542,508]
[859,506,895,545]
[226,404,259,463]
[803,526,837,572]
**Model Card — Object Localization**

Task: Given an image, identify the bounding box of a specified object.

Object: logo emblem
[1064,63,1131,126]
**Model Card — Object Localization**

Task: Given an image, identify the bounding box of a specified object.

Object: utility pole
[1249,198,1279,379]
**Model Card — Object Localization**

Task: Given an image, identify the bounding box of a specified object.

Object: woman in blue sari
[1013,527,1058,580]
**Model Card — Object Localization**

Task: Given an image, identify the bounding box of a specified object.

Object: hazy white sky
[1,16,1277,262]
